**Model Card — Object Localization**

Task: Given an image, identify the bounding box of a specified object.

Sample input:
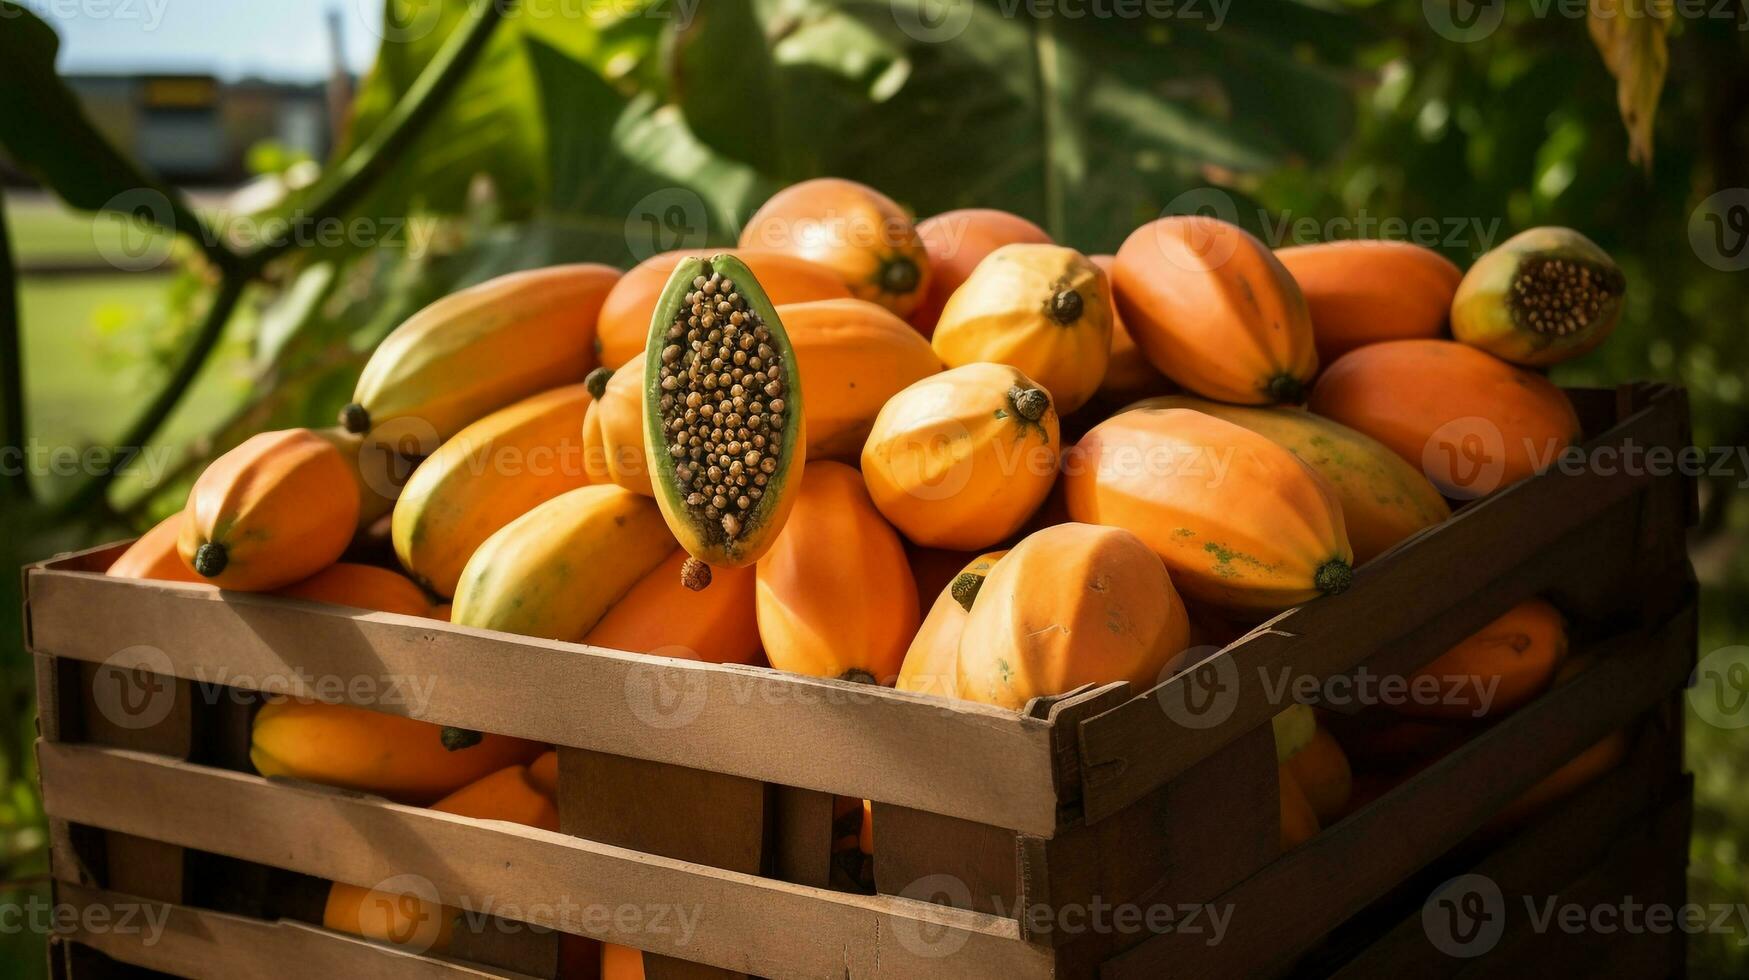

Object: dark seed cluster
[1510,257,1621,338]
[657,270,786,544]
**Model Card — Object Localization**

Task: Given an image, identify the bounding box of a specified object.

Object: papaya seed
[681,556,713,592]
[1509,256,1624,338]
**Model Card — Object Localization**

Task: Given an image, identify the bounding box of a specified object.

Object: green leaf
[1587,0,1669,171]
[0,4,165,214]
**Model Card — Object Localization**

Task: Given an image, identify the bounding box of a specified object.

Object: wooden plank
[873,804,1019,918]
[24,567,1061,836]
[768,787,834,889]
[37,744,1053,980]
[1077,388,1690,823]
[55,882,539,979]
[1100,603,1695,980]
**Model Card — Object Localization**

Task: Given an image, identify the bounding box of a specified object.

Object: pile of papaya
[105,178,1632,966]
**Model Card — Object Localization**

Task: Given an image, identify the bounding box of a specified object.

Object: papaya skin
[862,363,1059,551]
[107,511,205,584]
[739,178,932,317]
[756,462,918,684]
[432,763,560,831]
[931,244,1113,415]
[393,383,594,598]
[1064,409,1354,615]
[1452,227,1625,367]
[179,428,361,591]
[275,563,433,618]
[251,699,543,803]
[1089,254,1172,408]
[1114,216,1318,405]
[1392,598,1567,720]
[643,255,807,572]
[596,249,851,370]
[1485,729,1629,833]
[603,943,647,980]
[1122,395,1450,565]
[896,550,1006,699]
[323,880,455,954]
[1276,240,1461,364]
[1309,339,1581,499]
[911,209,1052,335]
[584,549,763,665]
[779,298,942,459]
[344,264,619,449]
[957,523,1190,710]
[584,359,653,496]
[1283,726,1353,825]
[451,485,674,642]
[528,750,559,799]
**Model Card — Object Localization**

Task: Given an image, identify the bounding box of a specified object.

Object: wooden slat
[1076,387,1690,823]
[24,568,1060,836]
[1100,602,1696,980]
[37,743,1052,980]
[55,881,537,979]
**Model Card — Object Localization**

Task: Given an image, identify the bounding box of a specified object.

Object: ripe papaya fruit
[896,550,1006,699]
[1393,598,1567,721]
[1089,253,1171,409]
[642,255,806,584]
[1282,726,1353,825]
[431,763,559,831]
[739,178,931,317]
[323,879,455,954]
[910,209,1052,335]
[1276,240,1461,364]
[275,563,432,618]
[584,549,763,665]
[1122,395,1450,564]
[596,249,850,369]
[1452,227,1625,367]
[1486,727,1628,833]
[342,264,619,451]
[527,749,558,799]
[107,511,204,583]
[320,427,412,531]
[1114,216,1317,405]
[1065,408,1353,615]
[451,485,673,642]
[780,298,942,459]
[755,461,918,683]
[957,523,1189,709]
[603,943,646,980]
[862,363,1059,550]
[931,244,1113,414]
[251,699,542,802]
[179,428,360,591]
[1278,768,1321,851]
[1308,339,1580,499]
[393,383,594,598]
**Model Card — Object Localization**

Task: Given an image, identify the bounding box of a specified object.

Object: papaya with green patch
[642,254,806,588]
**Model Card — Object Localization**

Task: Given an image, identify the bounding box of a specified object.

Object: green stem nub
[339,403,371,434]
[192,542,228,579]
[440,726,483,751]
[880,256,921,297]
[1265,373,1305,405]
[680,557,713,592]
[840,668,877,685]
[950,572,985,612]
[1049,288,1084,325]
[1314,559,1353,597]
[1009,386,1050,422]
[585,365,613,400]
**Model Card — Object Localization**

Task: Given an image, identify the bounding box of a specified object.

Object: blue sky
[30,0,386,81]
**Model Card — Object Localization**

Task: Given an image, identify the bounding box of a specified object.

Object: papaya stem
[1008,385,1050,422]
[1314,559,1353,597]
[1265,373,1306,405]
[440,726,483,751]
[949,572,986,612]
[192,542,229,579]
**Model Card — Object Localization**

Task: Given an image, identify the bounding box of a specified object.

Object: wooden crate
[25,383,1697,979]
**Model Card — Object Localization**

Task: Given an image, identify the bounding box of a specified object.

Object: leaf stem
[238,0,513,274]
[0,187,31,504]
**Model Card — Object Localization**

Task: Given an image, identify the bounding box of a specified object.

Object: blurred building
[3,73,336,186]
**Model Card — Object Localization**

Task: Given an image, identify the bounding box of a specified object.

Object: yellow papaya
[780,298,942,459]
[107,511,204,584]
[584,549,763,665]
[896,550,1005,699]
[275,563,432,618]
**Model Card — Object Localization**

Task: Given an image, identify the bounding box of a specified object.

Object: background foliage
[2,0,1747,975]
